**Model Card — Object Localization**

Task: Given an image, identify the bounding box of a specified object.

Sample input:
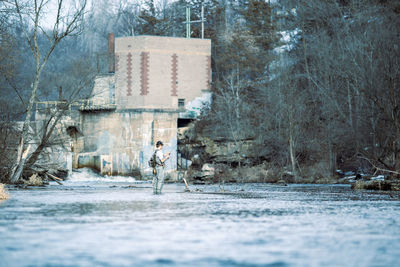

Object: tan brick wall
[115,36,211,110]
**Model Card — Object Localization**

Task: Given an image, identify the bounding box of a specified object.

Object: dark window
[178,99,185,108]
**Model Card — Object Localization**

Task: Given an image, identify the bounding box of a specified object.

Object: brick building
[68,34,211,178]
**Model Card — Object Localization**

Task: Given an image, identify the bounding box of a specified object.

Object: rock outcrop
[178,122,400,189]
[178,123,263,183]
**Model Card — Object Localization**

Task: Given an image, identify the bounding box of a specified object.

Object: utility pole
[185,6,191,38]
[201,4,204,39]
[183,5,206,39]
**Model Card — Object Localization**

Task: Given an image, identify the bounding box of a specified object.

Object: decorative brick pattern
[171,54,178,96]
[140,52,150,96]
[126,53,132,96]
[115,53,120,72]
[206,55,211,90]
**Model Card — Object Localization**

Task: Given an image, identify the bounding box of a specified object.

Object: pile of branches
[20,164,69,186]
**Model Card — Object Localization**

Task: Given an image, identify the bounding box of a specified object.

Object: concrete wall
[75,110,178,178]
[91,74,115,105]
[33,107,76,173]
[115,36,211,110]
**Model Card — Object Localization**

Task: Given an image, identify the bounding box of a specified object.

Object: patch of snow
[279,29,300,42]
[370,175,385,181]
[184,92,212,117]
[274,29,301,53]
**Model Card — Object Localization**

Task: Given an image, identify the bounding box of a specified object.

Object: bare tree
[114,1,143,37]
[9,0,87,183]
[25,60,96,169]
[289,0,400,175]
[212,67,253,169]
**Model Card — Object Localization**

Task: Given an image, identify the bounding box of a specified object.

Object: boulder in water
[201,164,215,177]
[0,183,9,200]
[352,180,392,191]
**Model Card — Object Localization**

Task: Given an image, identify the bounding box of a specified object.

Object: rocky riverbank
[181,162,400,190]
[178,123,400,191]
[0,167,69,187]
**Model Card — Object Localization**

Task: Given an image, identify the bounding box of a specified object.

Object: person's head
[156,141,163,149]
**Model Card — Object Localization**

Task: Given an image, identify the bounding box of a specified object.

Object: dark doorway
[178,118,193,128]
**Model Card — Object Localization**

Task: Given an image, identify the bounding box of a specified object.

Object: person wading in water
[153,141,170,194]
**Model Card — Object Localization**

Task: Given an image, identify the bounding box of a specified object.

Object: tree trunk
[8,0,86,183]
[289,116,297,177]
[329,141,337,176]
[10,145,31,183]
[26,111,65,168]
[25,143,45,168]
[9,74,41,183]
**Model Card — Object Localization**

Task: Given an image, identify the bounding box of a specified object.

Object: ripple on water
[0,183,399,267]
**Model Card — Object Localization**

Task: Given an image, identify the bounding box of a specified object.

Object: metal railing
[36,100,117,112]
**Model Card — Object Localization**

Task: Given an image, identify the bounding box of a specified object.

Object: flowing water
[1,169,400,267]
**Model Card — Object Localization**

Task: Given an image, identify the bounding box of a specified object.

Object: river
[1,169,400,267]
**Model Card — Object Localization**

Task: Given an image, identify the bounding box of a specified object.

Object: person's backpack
[148,152,157,168]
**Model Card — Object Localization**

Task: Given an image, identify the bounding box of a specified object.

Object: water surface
[1,170,400,267]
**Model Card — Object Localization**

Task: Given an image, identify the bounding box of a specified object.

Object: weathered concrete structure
[46,35,212,179]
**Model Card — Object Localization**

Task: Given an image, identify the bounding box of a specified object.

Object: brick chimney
[108,33,115,73]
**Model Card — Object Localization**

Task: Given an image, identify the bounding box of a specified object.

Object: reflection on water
[0,170,400,267]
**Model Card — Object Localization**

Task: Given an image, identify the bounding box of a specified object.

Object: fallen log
[183,177,190,192]
[352,180,392,191]
[46,172,62,181]
[46,173,63,185]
